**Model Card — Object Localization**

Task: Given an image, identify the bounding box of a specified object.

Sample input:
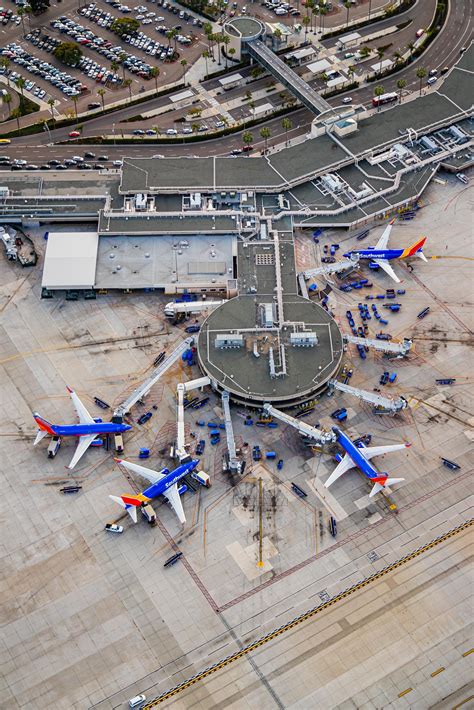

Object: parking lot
[0,0,208,113]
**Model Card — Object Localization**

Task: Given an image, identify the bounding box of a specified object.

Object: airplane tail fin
[369,476,405,497]
[33,412,55,444]
[109,494,149,523]
[401,237,427,260]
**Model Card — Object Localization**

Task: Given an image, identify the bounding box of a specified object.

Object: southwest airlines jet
[110,458,199,524]
[33,387,131,469]
[343,219,427,283]
[325,426,409,497]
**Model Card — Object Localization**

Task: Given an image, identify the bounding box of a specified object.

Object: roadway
[0,0,472,164]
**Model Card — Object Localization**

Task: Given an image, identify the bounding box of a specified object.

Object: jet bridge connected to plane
[328,380,408,414]
[344,335,412,357]
[113,338,194,419]
[221,391,244,474]
[263,403,336,444]
[175,376,211,461]
[303,257,359,280]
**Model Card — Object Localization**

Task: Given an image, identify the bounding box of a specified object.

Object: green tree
[282,117,292,146]
[273,27,282,49]
[250,66,263,81]
[150,66,160,92]
[123,78,132,100]
[47,97,56,123]
[11,106,21,134]
[242,130,253,154]
[119,52,127,81]
[111,17,140,36]
[228,47,236,64]
[376,46,385,75]
[302,15,310,40]
[97,87,106,111]
[202,49,210,76]
[319,4,327,32]
[260,126,271,153]
[396,78,406,103]
[373,85,385,111]
[16,5,30,35]
[343,0,351,27]
[28,0,49,15]
[359,45,371,59]
[0,58,10,85]
[110,60,119,75]
[416,67,427,95]
[180,58,188,85]
[407,42,415,61]
[15,77,26,109]
[392,51,403,66]
[54,42,83,66]
[1,91,12,118]
[222,34,230,68]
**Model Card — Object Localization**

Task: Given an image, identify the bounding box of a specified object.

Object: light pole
[43,121,52,146]
[112,122,116,145]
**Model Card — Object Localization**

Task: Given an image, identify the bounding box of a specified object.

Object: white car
[341,97,352,104]
[113,160,123,166]
[129,695,146,708]
[456,172,468,184]
[105,523,124,533]
[166,128,178,135]
[427,76,437,85]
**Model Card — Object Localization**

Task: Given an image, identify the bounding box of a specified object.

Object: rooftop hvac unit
[290,332,318,347]
[215,334,243,349]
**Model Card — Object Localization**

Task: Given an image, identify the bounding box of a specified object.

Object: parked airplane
[325,426,409,497]
[33,387,131,469]
[110,458,199,524]
[343,219,427,282]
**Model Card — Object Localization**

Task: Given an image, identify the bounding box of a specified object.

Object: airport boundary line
[141,518,473,708]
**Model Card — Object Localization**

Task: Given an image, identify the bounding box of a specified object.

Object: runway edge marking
[140,518,474,708]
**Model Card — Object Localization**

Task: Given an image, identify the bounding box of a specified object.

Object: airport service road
[0,0,462,149]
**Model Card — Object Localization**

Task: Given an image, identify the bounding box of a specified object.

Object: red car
[69,130,81,138]
[242,144,253,152]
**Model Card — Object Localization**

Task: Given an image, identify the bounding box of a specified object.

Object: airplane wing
[325,454,356,488]
[67,433,98,469]
[374,219,395,251]
[163,483,186,524]
[67,387,95,425]
[372,259,401,283]
[114,459,168,485]
[361,444,408,461]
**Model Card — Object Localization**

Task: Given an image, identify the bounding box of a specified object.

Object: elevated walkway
[247,40,332,115]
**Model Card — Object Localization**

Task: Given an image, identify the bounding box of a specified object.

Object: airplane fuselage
[332,427,384,481]
[49,422,131,437]
[142,459,199,501]
[344,248,407,261]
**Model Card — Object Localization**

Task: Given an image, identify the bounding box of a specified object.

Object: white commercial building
[42,232,99,290]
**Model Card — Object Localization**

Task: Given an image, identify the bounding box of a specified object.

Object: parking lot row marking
[140,518,474,708]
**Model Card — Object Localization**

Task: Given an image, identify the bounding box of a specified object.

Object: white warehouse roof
[42,231,99,290]
[219,73,243,86]
[307,58,331,74]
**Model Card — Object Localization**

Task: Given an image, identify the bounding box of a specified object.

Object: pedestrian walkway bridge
[247,39,332,115]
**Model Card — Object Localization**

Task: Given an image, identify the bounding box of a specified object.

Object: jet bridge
[175,376,211,461]
[344,335,412,357]
[221,391,244,474]
[164,300,226,318]
[263,403,336,444]
[328,380,408,414]
[303,257,359,280]
[113,338,194,419]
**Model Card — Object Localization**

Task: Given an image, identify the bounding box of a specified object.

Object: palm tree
[150,66,160,92]
[71,95,78,119]
[260,126,271,154]
[242,130,253,154]
[407,42,415,62]
[202,49,210,76]
[392,51,403,66]
[347,64,355,84]
[123,78,132,100]
[180,59,188,85]
[343,1,351,27]
[376,47,385,75]
[302,15,310,40]
[222,34,230,68]
[11,106,21,135]
[17,6,27,35]
[111,60,119,76]
[248,99,255,120]
[282,117,292,146]
[47,97,56,124]
[228,47,236,64]
[273,27,282,50]
[119,52,127,81]
[416,67,427,95]
[15,76,26,100]
[319,4,327,32]
[97,88,106,110]
[373,85,385,111]
[396,78,406,103]
[359,45,371,60]
[1,91,11,118]
[214,33,223,65]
